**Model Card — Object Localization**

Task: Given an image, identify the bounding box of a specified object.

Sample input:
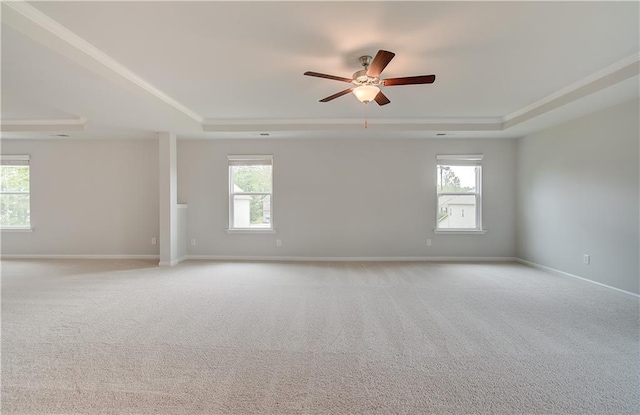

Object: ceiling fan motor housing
[352,55,380,86]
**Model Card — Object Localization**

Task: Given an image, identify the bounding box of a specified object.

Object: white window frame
[1,155,32,231]
[227,155,274,233]
[435,154,485,234]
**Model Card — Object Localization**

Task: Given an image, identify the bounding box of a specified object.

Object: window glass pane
[231,165,272,192]
[1,166,29,192]
[233,194,271,228]
[437,195,476,229]
[437,165,477,193]
[0,194,30,227]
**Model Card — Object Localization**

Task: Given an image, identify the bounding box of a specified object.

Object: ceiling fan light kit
[304,49,436,106]
[353,85,380,103]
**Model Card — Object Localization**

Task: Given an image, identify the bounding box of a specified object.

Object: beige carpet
[1,259,638,414]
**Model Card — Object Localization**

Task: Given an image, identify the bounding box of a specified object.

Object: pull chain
[364,103,368,130]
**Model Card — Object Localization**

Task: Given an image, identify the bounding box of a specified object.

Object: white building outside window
[436,155,483,231]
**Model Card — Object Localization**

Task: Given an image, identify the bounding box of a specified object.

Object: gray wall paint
[1,139,159,256]
[178,138,517,258]
[516,99,639,294]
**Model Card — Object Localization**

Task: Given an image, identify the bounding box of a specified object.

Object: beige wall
[178,138,517,258]
[517,99,639,294]
[0,139,159,256]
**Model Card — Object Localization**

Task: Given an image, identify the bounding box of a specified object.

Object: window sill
[433,229,487,235]
[1,227,33,232]
[226,229,276,234]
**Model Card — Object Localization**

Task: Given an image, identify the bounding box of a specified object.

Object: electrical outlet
[583,254,590,265]
[191,238,196,246]
[151,237,157,245]
[276,239,282,247]
[427,239,432,246]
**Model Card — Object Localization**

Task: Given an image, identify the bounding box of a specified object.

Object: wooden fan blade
[367,50,396,78]
[382,74,436,86]
[304,71,353,83]
[374,91,391,106]
[319,88,354,102]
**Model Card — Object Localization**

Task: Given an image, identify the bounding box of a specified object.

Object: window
[436,155,483,231]
[1,155,31,229]
[228,155,273,230]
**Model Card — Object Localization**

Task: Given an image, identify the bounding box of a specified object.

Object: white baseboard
[186,255,517,262]
[516,258,639,298]
[1,254,159,260]
[1,254,516,266]
[158,256,188,267]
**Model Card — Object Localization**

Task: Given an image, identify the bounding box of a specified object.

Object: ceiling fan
[304,50,436,106]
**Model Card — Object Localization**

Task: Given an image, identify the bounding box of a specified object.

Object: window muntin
[1,155,31,229]
[228,155,273,230]
[436,155,482,231]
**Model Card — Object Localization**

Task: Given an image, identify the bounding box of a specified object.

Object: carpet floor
[1,259,638,414]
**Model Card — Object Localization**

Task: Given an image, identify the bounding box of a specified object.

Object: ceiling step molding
[2,0,204,125]
[503,52,640,129]
[1,118,87,132]
[203,118,504,133]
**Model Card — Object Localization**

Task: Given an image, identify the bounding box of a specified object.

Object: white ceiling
[1,1,638,140]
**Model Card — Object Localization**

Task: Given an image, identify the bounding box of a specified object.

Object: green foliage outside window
[0,166,30,227]
[437,166,475,193]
